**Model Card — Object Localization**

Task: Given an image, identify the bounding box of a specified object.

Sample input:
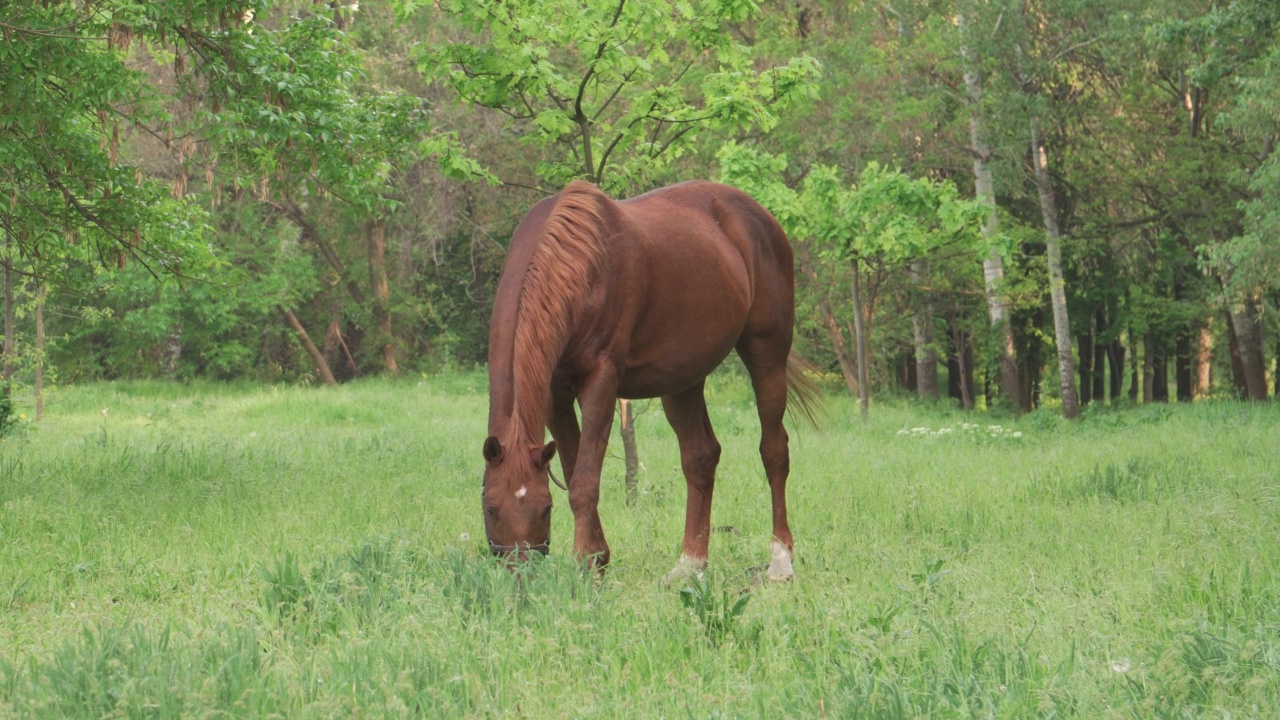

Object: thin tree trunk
[619,399,639,506]
[1108,338,1125,401]
[1029,117,1079,419]
[1225,312,1249,397]
[910,259,939,401]
[954,329,974,411]
[799,247,857,395]
[1143,332,1155,403]
[823,300,858,397]
[1195,321,1212,397]
[2,246,13,396]
[1175,329,1193,402]
[282,307,338,385]
[1152,346,1169,402]
[1078,329,1093,406]
[281,201,367,306]
[1274,340,1279,399]
[1093,309,1107,402]
[961,36,1021,411]
[1129,328,1140,402]
[850,261,869,421]
[1093,337,1108,402]
[367,218,397,374]
[34,283,45,420]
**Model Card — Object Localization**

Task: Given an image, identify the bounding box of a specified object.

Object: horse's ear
[535,441,557,470]
[483,436,503,466]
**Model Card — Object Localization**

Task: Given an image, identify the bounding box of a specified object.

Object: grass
[1,371,1279,717]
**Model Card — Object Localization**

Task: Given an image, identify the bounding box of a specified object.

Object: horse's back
[606,181,794,396]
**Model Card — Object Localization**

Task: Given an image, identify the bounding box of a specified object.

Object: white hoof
[765,541,794,582]
[663,554,706,586]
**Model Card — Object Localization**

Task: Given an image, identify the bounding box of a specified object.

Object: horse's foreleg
[547,384,580,489]
[660,382,720,584]
[567,365,618,569]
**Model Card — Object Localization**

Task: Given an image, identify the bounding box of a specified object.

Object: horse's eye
[541,505,553,520]
[485,505,499,518]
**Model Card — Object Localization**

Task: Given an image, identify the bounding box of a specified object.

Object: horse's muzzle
[488,540,550,558]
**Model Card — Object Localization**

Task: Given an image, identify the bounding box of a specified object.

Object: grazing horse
[482,180,817,581]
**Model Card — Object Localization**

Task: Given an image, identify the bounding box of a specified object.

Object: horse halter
[488,539,550,556]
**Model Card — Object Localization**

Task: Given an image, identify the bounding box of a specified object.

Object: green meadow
[1,373,1279,718]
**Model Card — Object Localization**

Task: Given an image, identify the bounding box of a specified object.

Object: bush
[0,393,17,438]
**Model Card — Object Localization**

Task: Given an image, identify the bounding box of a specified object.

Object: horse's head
[481,435,556,560]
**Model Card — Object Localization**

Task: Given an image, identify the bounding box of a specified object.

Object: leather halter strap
[488,540,550,556]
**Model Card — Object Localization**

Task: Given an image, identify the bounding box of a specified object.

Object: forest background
[3,0,1279,427]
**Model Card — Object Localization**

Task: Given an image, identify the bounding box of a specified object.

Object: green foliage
[0,1,215,277]
[678,573,757,647]
[0,394,17,439]
[404,0,819,191]
[717,143,987,266]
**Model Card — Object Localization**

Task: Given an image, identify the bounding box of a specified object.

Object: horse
[482,179,818,582]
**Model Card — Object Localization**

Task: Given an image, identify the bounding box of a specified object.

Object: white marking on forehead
[515,486,527,499]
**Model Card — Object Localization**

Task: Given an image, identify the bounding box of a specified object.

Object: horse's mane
[507,180,609,446]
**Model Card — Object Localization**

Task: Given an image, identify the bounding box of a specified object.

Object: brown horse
[482,180,817,581]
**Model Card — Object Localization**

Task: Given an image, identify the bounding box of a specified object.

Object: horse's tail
[785,350,823,428]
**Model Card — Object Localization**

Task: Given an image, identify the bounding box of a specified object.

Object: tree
[407,0,818,193]
[719,144,988,418]
[957,8,1024,412]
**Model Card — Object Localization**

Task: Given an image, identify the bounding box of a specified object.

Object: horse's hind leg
[739,343,796,581]
[660,381,720,584]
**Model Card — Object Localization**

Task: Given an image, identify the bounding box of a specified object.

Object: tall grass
[1,374,1278,717]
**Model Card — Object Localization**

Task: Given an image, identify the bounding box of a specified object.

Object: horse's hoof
[662,554,706,586]
[765,541,794,582]
[582,551,610,575]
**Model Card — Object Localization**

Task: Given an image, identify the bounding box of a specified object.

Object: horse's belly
[615,322,744,399]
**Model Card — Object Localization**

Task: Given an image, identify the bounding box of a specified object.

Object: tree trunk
[282,307,338,386]
[1152,346,1169,402]
[281,201,367,306]
[962,42,1021,412]
[34,283,45,420]
[824,301,859,397]
[1225,312,1249,398]
[367,218,398,374]
[798,247,857,396]
[1195,321,1212,397]
[1029,117,1079,419]
[1093,309,1107,402]
[956,330,974,411]
[1,251,13,397]
[1108,338,1125,402]
[1128,328,1140,402]
[850,261,869,421]
[1174,329,1193,402]
[619,399,639,506]
[1228,296,1268,400]
[1020,321,1044,410]
[1152,333,1162,399]
[910,259,939,401]
[1077,329,1093,406]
